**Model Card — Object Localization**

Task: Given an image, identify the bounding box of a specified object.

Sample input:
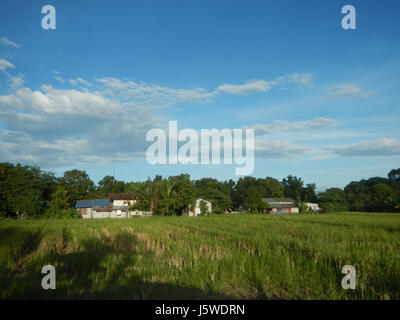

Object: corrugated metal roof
[269,203,297,208]
[262,198,295,203]
[75,199,111,208]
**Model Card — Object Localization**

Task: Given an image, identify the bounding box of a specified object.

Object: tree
[366,184,396,212]
[302,183,318,202]
[261,177,285,198]
[232,176,259,209]
[242,185,265,213]
[48,185,70,210]
[195,178,232,212]
[60,169,95,206]
[139,177,163,212]
[318,187,348,212]
[0,163,57,217]
[97,175,125,195]
[282,175,304,201]
[388,168,400,180]
[156,178,178,215]
[171,174,196,215]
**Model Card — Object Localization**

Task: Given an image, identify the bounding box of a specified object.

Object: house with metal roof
[109,193,136,207]
[75,196,134,218]
[262,198,299,214]
[75,199,111,209]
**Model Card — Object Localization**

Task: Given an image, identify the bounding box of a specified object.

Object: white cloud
[98,73,313,106]
[0,37,20,48]
[0,72,315,168]
[326,138,400,157]
[98,77,215,106]
[216,79,274,95]
[327,84,373,100]
[68,77,91,87]
[0,58,15,71]
[0,84,162,168]
[216,73,312,95]
[14,86,122,116]
[54,76,64,83]
[8,74,25,89]
[254,140,309,159]
[68,79,78,86]
[76,77,91,86]
[249,117,337,135]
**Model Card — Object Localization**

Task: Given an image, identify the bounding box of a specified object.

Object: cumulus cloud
[0,71,315,168]
[0,83,163,168]
[327,84,373,100]
[0,37,20,48]
[326,138,400,157]
[249,117,337,135]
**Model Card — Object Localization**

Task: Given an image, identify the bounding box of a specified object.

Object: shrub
[212,207,225,214]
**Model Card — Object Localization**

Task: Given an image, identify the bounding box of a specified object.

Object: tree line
[0,162,399,218]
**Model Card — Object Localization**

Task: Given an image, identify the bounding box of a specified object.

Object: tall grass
[0,212,399,299]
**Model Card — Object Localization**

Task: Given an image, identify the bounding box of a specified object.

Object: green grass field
[1,212,399,300]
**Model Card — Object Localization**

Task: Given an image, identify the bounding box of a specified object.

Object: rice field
[0,212,399,299]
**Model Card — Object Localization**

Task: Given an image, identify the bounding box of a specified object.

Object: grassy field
[0,212,399,300]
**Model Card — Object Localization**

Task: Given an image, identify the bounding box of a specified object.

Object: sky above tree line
[0,0,399,191]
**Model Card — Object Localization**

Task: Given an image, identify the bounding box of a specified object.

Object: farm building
[305,202,320,212]
[262,198,299,214]
[109,193,136,207]
[189,198,212,216]
[75,193,141,218]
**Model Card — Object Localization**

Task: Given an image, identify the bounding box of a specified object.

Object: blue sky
[0,0,399,190]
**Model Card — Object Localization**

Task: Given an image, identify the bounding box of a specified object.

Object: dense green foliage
[1,162,399,218]
[1,212,399,299]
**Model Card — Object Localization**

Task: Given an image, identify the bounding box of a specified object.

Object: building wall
[80,207,92,219]
[305,203,319,211]
[270,207,299,214]
[79,208,130,219]
[190,199,212,216]
[113,200,136,207]
[196,199,212,212]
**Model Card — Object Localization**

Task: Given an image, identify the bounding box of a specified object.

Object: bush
[44,207,81,219]
[212,207,225,214]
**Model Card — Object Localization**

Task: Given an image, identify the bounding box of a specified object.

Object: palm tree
[163,179,177,215]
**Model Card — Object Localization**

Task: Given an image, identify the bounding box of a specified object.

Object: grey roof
[269,203,297,209]
[75,199,111,208]
[262,198,295,203]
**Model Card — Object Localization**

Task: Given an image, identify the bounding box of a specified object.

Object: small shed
[305,202,320,212]
[190,198,212,216]
[262,198,299,214]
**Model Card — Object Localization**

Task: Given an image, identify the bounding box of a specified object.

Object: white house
[190,198,212,216]
[305,202,320,212]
